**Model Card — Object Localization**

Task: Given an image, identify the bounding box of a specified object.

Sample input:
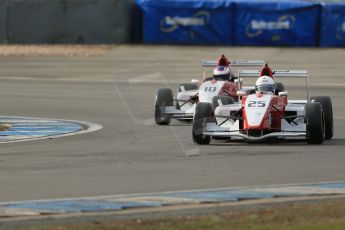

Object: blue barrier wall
[320,3,345,47]
[136,0,235,45]
[235,0,320,46]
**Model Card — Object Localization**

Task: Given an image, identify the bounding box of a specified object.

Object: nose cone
[245,94,273,128]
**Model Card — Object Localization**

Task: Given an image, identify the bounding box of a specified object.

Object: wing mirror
[237,91,247,96]
[234,79,242,83]
[278,91,288,96]
[191,79,200,84]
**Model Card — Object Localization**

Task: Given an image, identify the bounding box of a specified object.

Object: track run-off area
[0,45,344,212]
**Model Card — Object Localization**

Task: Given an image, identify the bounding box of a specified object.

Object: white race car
[192,69,334,144]
[154,60,264,125]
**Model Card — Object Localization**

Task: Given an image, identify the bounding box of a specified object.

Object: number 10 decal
[204,87,217,92]
[248,101,266,107]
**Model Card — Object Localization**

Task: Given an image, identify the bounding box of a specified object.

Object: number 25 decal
[204,87,217,92]
[248,101,266,107]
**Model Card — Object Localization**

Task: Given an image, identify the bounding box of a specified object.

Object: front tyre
[305,102,325,144]
[192,103,213,145]
[310,96,333,139]
[154,88,173,125]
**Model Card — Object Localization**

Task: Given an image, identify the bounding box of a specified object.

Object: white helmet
[255,76,275,94]
[213,66,231,80]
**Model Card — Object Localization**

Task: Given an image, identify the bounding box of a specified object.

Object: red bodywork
[219,81,240,100]
[201,79,240,102]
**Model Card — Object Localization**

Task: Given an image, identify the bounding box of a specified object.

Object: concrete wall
[1,0,133,44]
[0,1,7,42]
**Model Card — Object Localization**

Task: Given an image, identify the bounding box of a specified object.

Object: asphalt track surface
[0,46,344,203]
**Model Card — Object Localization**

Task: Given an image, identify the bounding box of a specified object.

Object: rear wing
[202,60,265,67]
[239,70,308,78]
[202,60,265,80]
[239,69,310,100]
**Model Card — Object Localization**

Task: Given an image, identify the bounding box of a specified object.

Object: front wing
[162,106,194,120]
[202,122,306,141]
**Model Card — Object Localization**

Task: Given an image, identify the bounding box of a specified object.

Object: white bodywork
[283,102,306,132]
[208,99,307,141]
[164,80,228,119]
[198,69,310,141]
[160,59,265,120]
[198,81,225,103]
[176,88,198,117]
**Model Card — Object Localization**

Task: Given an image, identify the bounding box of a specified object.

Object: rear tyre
[212,96,234,108]
[310,96,333,139]
[192,103,213,145]
[154,88,173,125]
[305,102,325,144]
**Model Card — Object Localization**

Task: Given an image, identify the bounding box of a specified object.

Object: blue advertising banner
[136,0,234,45]
[320,3,345,47]
[235,0,320,46]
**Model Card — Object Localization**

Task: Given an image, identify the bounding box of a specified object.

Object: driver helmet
[255,76,275,94]
[213,66,231,81]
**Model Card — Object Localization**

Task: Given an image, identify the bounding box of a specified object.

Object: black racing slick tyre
[192,103,213,145]
[305,102,325,144]
[175,83,198,110]
[310,96,333,139]
[212,96,234,108]
[154,88,173,125]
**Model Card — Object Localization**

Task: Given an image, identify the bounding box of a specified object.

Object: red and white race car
[192,69,334,145]
[154,59,264,125]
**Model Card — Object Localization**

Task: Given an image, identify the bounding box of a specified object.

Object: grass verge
[0,124,11,131]
[15,198,345,230]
